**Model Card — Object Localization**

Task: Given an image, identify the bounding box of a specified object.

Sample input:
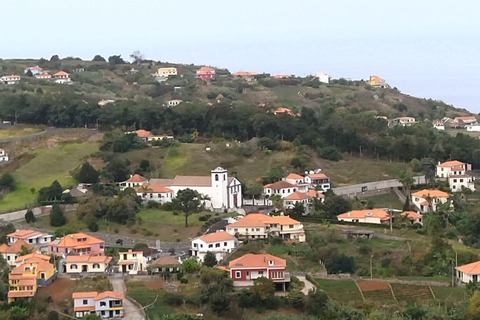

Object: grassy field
[0,124,45,138]
[431,286,467,302]
[0,141,100,212]
[315,279,363,304]
[360,193,404,209]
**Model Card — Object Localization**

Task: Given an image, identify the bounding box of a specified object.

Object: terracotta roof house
[24,66,44,75]
[0,74,21,84]
[7,229,53,247]
[118,249,147,275]
[304,171,331,190]
[233,71,258,81]
[263,180,299,198]
[191,231,238,263]
[228,253,290,289]
[411,189,450,213]
[54,71,71,84]
[436,160,475,192]
[369,75,387,87]
[0,240,36,266]
[136,184,173,204]
[72,291,124,318]
[456,260,480,284]
[48,233,105,256]
[226,213,306,242]
[337,209,391,225]
[152,255,182,273]
[65,255,112,275]
[283,190,324,213]
[196,66,216,80]
[119,174,149,190]
[401,211,423,225]
[273,107,295,116]
[274,74,291,79]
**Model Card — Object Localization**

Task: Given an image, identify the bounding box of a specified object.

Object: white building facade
[191,231,238,263]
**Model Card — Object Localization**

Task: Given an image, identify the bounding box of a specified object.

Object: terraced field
[356,280,395,303]
[390,283,433,302]
[316,279,363,304]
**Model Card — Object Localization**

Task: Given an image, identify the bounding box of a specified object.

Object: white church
[124,167,243,211]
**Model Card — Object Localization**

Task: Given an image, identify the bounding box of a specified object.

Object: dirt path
[296,275,316,294]
[110,277,145,320]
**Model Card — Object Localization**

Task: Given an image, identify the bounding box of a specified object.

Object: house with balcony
[191,231,238,263]
[283,190,324,213]
[0,74,21,84]
[136,184,174,204]
[119,174,149,191]
[8,255,56,302]
[0,240,36,266]
[24,66,44,75]
[436,160,475,192]
[155,67,177,78]
[152,255,182,274]
[304,171,331,191]
[226,213,306,242]
[411,189,450,213]
[196,66,216,80]
[48,233,105,256]
[452,116,478,128]
[65,255,112,276]
[391,117,417,127]
[228,253,290,290]
[118,249,147,274]
[53,71,71,84]
[263,181,299,198]
[401,211,423,225]
[368,75,388,88]
[73,291,124,319]
[8,229,53,248]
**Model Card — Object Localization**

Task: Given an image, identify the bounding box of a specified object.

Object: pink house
[196,67,216,80]
[48,233,105,256]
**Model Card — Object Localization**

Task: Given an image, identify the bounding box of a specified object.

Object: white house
[35,73,52,80]
[436,160,475,192]
[149,167,243,210]
[119,174,149,191]
[411,189,450,213]
[191,231,238,263]
[337,209,390,224]
[73,291,124,319]
[167,99,183,107]
[0,240,36,266]
[136,184,174,204]
[263,181,298,198]
[391,117,417,127]
[24,66,43,75]
[304,170,331,191]
[283,190,324,213]
[226,213,306,242]
[118,249,147,274]
[401,211,423,225]
[54,71,71,84]
[456,261,480,284]
[283,173,305,185]
[0,75,21,85]
[453,116,477,128]
[315,71,331,84]
[7,229,53,247]
[65,255,112,275]
[0,148,9,162]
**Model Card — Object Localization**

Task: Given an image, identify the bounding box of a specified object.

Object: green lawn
[431,286,467,302]
[128,287,176,318]
[0,141,100,212]
[0,124,45,138]
[360,193,404,210]
[397,276,450,283]
[315,279,363,304]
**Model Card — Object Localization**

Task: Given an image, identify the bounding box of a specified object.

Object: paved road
[110,278,145,320]
[332,176,426,197]
[296,275,316,295]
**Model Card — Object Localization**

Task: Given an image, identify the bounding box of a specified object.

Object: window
[252,228,255,231]
[224,242,227,246]
[129,264,133,270]
[93,263,100,269]
[83,300,88,305]
[133,253,137,257]
[208,244,213,248]
[215,174,219,181]
[289,225,294,229]
[234,229,238,232]
[268,260,274,266]
[200,244,203,248]
[194,243,198,248]
[258,271,264,275]
[235,271,241,278]
[460,179,464,182]
[116,310,120,315]
[215,243,220,248]
[101,301,106,306]
[256,228,260,231]
[71,264,78,269]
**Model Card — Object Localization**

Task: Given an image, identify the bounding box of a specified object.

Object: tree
[133,242,148,250]
[75,162,99,183]
[25,70,33,77]
[318,146,341,161]
[108,55,126,66]
[19,245,34,256]
[87,220,99,232]
[466,293,480,320]
[291,202,306,218]
[101,157,130,182]
[271,194,283,208]
[92,55,106,62]
[403,196,411,211]
[50,204,66,227]
[306,289,329,316]
[251,277,275,299]
[172,189,206,227]
[399,171,415,199]
[182,258,200,273]
[139,159,150,172]
[24,209,36,223]
[0,172,16,192]
[203,251,217,267]
[38,180,63,202]
[8,306,30,320]
[50,55,60,62]
[130,50,145,64]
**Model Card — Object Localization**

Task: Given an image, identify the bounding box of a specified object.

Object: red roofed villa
[119,174,149,190]
[337,209,391,225]
[411,189,450,213]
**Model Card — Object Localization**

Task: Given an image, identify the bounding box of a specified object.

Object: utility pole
[370,255,373,279]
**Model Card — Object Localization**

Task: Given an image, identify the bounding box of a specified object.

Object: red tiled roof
[307,173,329,179]
[152,255,181,266]
[54,71,69,76]
[412,189,450,198]
[135,184,173,193]
[233,71,258,76]
[95,291,124,300]
[284,191,311,200]
[286,173,304,179]
[74,305,96,311]
[0,240,35,254]
[198,231,235,243]
[338,209,390,219]
[8,291,35,298]
[8,229,42,239]
[73,291,98,298]
[229,253,286,268]
[126,174,148,183]
[402,211,423,220]
[264,181,296,189]
[135,129,151,137]
[438,160,465,167]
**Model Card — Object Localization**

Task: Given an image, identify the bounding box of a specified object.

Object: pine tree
[203,251,218,267]
[75,162,99,183]
[25,209,36,223]
[50,204,66,227]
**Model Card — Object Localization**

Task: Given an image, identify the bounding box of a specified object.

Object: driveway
[110,278,145,320]
[296,275,316,295]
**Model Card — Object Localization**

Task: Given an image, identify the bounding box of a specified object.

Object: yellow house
[118,249,147,274]
[8,258,56,302]
[369,75,387,87]
[155,67,177,77]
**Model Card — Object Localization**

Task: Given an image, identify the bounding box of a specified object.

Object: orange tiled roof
[54,71,69,76]
[198,231,235,243]
[370,75,385,80]
[438,160,465,167]
[308,189,324,198]
[284,191,311,200]
[126,174,148,183]
[227,213,302,228]
[457,260,480,274]
[233,71,258,76]
[95,291,125,300]
[8,291,35,298]
[402,211,423,219]
[74,305,96,311]
[229,253,286,268]
[264,181,296,189]
[226,219,267,228]
[274,74,290,78]
[274,107,293,115]
[49,233,105,248]
[307,173,329,179]
[455,116,476,120]
[15,252,50,263]
[118,260,135,265]
[8,229,42,239]
[135,129,151,137]
[73,291,98,298]
[412,189,450,198]
[66,255,112,263]
[337,209,390,219]
[152,255,181,266]
[135,184,173,193]
[0,239,35,254]
[286,173,304,179]
[18,279,36,286]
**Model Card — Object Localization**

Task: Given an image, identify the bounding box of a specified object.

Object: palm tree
[399,171,415,199]
[18,245,34,256]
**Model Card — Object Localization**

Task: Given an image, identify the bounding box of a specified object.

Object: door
[82,265,87,272]
[233,194,238,207]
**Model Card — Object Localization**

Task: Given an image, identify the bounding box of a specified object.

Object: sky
[2,0,480,112]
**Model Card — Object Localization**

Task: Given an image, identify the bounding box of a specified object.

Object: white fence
[243,199,273,206]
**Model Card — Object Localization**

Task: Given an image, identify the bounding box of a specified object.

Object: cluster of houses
[433,116,478,131]
[1,66,73,85]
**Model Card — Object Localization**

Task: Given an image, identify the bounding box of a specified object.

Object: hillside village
[1,56,480,319]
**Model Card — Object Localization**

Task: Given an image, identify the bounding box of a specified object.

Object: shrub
[87,220,99,232]
[180,277,188,284]
[318,146,341,161]
[198,214,212,221]
[164,292,185,306]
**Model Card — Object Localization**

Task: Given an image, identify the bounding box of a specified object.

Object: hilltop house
[65,255,112,276]
[233,71,258,81]
[411,189,450,213]
[24,66,43,75]
[263,181,299,198]
[155,67,177,78]
[452,116,477,128]
[273,107,296,116]
[436,160,475,192]
[48,233,105,256]
[8,229,53,248]
[73,291,124,319]
[8,254,56,302]
[316,71,331,84]
[118,249,147,274]
[304,170,331,190]
[228,253,290,290]
[196,66,216,80]
[0,240,36,266]
[226,213,306,242]
[0,148,9,162]
[274,74,290,79]
[369,75,387,88]
[35,72,51,80]
[391,117,417,127]
[337,209,390,224]
[129,129,174,143]
[0,75,21,84]
[191,231,238,263]
[54,71,71,84]
[167,99,183,107]
[14,252,50,267]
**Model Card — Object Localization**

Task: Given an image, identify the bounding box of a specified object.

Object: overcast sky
[2,0,480,112]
